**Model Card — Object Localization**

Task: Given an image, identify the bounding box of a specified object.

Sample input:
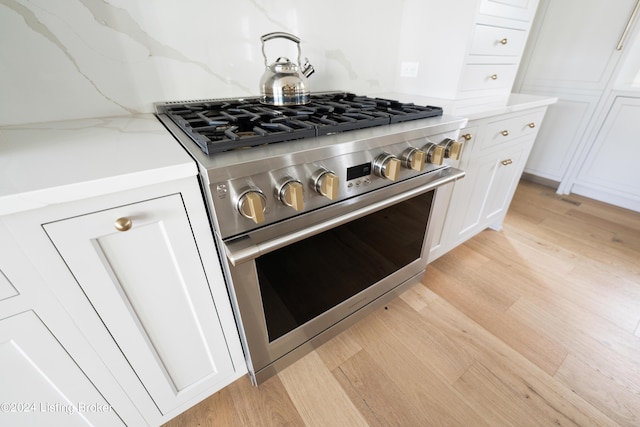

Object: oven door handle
[224,167,465,266]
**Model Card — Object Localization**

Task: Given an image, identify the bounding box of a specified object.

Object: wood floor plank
[454,361,583,427]
[465,228,640,333]
[507,297,640,397]
[564,263,640,333]
[346,306,492,427]
[162,385,237,427]
[427,262,568,375]
[416,297,618,427]
[226,375,305,427]
[555,354,640,427]
[370,291,475,384]
[278,350,369,427]
[504,208,640,277]
[332,349,427,427]
[315,328,363,372]
[466,227,577,277]
[397,278,440,312]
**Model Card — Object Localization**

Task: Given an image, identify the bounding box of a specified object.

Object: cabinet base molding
[521,172,559,190]
[571,184,640,213]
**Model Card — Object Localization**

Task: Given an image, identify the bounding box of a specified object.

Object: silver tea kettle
[259,32,314,106]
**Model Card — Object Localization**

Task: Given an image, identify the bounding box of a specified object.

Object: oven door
[222,167,464,384]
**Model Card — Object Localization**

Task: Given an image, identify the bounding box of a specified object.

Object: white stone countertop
[0,114,196,216]
[372,92,558,121]
[0,93,556,216]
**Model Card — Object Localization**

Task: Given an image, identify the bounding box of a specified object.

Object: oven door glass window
[255,190,434,342]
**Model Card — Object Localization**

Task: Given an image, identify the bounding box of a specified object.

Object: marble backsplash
[1,0,474,126]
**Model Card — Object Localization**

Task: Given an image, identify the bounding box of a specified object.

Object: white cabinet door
[0,311,124,427]
[430,107,547,261]
[519,0,638,92]
[443,141,530,248]
[523,94,600,182]
[572,97,640,211]
[483,144,530,227]
[43,194,236,415]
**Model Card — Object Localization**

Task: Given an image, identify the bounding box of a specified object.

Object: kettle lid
[270,57,299,73]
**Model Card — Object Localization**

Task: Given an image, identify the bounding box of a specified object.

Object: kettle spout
[302,58,315,78]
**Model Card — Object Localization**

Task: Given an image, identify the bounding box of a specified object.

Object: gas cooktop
[155,92,443,154]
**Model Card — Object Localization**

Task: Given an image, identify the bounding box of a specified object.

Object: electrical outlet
[400,61,419,77]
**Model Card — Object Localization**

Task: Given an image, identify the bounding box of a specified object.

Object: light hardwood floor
[164,180,640,427]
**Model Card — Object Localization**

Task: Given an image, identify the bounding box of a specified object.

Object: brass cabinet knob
[528,122,536,128]
[501,130,510,136]
[114,217,132,232]
[238,190,266,224]
[462,133,473,141]
[500,38,508,45]
[501,159,513,166]
[278,179,304,211]
[314,170,339,201]
[491,74,499,80]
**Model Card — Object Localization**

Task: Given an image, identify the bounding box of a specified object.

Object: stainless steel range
[155,92,467,384]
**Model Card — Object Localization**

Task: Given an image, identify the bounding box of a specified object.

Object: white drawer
[460,63,518,93]
[479,0,538,22]
[470,25,527,57]
[481,109,546,151]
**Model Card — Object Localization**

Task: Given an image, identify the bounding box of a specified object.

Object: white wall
[0,0,474,126]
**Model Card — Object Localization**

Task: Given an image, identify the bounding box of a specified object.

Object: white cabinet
[572,97,640,211]
[518,0,637,93]
[0,177,246,426]
[464,0,540,103]
[396,0,539,108]
[0,219,145,426]
[43,193,238,416]
[515,0,640,209]
[0,312,124,427]
[430,106,548,261]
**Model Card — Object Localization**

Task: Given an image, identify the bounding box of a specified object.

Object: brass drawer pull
[114,217,133,232]
[528,122,536,128]
[491,74,498,80]
[501,130,509,136]
[501,159,513,166]
[500,38,508,45]
[462,133,473,141]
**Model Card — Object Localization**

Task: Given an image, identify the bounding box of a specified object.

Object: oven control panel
[208,128,464,239]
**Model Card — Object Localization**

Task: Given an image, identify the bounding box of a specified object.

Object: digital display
[347,162,372,181]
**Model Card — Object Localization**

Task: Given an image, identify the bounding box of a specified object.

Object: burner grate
[157,93,443,154]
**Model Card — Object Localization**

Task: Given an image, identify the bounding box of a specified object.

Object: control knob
[311,168,339,200]
[401,148,427,172]
[237,188,267,224]
[440,138,463,160]
[373,153,401,181]
[422,142,445,165]
[277,177,304,211]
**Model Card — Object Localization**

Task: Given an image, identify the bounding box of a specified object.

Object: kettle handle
[260,32,301,44]
[260,32,302,68]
